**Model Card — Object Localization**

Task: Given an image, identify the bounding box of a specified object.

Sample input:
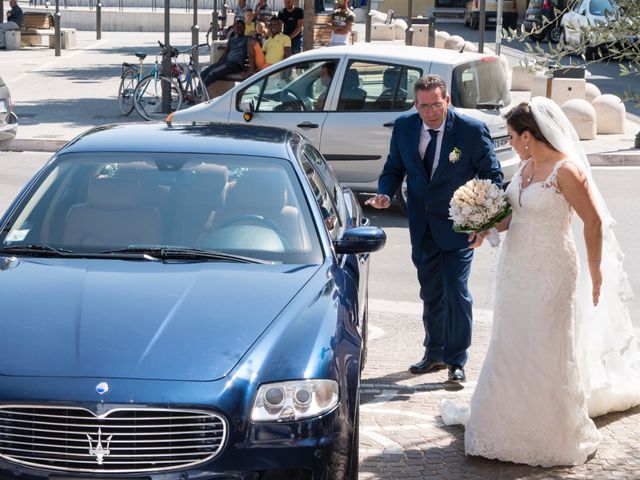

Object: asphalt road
[440,23,640,118]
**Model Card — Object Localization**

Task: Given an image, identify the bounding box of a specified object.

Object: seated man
[0,0,23,49]
[201,19,255,88]
[314,61,336,111]
[262,17,291,68]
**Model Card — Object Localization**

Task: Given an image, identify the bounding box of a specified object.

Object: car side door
[232,58,343,147]
[320,60,423,190]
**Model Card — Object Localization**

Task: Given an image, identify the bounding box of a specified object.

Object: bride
[445,96,640,467]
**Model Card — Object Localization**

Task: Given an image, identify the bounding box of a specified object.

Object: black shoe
[447,365,466,383]
[409,357,446,374]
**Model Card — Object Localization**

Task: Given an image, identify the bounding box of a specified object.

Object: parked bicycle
[133,41,183,121]
[118,51,149,116]
[173,44,210,107]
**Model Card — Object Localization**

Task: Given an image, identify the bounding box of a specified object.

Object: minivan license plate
[493,136,511,151]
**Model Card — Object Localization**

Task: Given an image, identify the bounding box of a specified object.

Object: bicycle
[118,51,148,116]
[173,44,210,106]
[133,41,183,121]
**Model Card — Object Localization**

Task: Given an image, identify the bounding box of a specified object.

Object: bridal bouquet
[449,179,511,247]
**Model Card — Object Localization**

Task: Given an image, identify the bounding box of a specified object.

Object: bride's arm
[557,163,603,306]
[494,213,512,233]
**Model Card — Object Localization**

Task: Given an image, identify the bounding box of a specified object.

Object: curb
[7,138,67,153]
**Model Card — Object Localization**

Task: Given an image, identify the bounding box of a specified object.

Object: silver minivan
[0,74,18,151]
[169,44,518,208]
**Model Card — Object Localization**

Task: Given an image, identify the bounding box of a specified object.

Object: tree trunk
[303,0,315,51]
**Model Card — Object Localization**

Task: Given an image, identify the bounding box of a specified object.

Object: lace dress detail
[464,159,602,467]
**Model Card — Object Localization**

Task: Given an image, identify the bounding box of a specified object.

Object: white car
[169,44,518,208]
[560,0,634,59]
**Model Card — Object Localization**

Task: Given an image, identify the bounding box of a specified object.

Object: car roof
[289,43,493,66]
[59,123,300,158]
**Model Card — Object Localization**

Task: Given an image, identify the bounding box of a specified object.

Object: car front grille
[0,405,227,473]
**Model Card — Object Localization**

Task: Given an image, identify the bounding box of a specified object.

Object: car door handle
[297,122,319,129]
[383,121,395,128]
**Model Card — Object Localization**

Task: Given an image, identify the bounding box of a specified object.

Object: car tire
[396,176,408,213]
[548,24,562,44]
[584,45,601,61]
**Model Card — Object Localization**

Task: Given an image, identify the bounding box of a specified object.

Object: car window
[450,58,511,109]
[1,153,324,265]
[236,60,336,113]
[301,155,341,239]
[337,61,421,112]
[589,0,616,15]
[302,144,347,226]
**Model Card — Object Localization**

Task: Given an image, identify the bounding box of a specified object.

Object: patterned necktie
[423,129,439,179]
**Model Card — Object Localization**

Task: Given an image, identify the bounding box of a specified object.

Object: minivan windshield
[590,0,617,16]
[450,59,511,110]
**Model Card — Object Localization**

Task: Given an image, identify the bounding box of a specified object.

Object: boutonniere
[449,147,462,164]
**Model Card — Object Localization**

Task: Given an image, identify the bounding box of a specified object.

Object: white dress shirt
[418,118,446,179]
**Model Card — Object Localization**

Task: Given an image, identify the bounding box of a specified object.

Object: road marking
[360,429,404,454]
[367,323,385,341]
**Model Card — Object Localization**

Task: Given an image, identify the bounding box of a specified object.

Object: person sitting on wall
[0,0,23,49]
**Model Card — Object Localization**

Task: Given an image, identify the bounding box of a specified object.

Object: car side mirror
[333,226,386,255]
[240,100,255,122]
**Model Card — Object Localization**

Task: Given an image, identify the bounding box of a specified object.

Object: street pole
[191,0,199,69]
[212,0,219,41]
[54,0,61,57]
[407,0,413,28]
[96,2,102,40]
[162,0,171,114]
[478,0,486,53]
[495,0,503,56]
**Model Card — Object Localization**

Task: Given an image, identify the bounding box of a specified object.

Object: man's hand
[364,194,391,209]
[468,231,485,249]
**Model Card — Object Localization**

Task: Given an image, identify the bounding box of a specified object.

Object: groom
[365,75,503,383]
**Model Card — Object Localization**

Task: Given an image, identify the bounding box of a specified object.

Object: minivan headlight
[251,379,339,422]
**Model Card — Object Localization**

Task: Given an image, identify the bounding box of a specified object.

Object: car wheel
[584,45,601,61]
[395,176,408,213]
[347,402,360,480]
[548,24,562,43]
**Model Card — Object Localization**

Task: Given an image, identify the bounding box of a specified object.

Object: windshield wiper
[100,246,270,264]
[0,244,74,257]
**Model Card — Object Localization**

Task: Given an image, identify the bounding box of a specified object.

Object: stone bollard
[444,35,465,51]
[511,65,539,91]
[562,99,597,140]
[434,30,450,49]
[395,18,408,41]
[585,83,602,102]
[461,41,477,53]
[592,94,626,134]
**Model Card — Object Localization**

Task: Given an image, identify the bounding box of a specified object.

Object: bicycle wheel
[134,74,183,121]
[118,68,136,116]
[185,70,210,105]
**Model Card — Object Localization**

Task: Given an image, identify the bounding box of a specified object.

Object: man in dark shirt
[201,19,256,88]
[0,0,23,49]
[278,0,303,55]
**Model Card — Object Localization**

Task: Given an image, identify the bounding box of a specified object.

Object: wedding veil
[529,96,640,417]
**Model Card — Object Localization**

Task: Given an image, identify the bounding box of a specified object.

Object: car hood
[0,257,318,381]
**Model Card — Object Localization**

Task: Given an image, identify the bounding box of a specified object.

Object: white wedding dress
[441,97,640,467]
[463,159,603,467]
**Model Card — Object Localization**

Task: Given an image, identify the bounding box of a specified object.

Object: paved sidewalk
[1,28,639,166]
[360,300,640,479]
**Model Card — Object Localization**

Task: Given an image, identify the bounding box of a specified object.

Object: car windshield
[0,152,323,265]
[450,59,511,110]
[590,0,617,16]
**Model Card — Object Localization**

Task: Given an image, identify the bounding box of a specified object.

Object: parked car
[560,0,635,59]
[0,74,18,150]
[0,123,386,479]
[523,0,567,42]
[463,0,519,30]
[169,44,518,210]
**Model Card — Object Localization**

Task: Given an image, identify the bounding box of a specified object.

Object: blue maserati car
[0,123,386,479]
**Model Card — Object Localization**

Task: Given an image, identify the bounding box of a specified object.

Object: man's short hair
[415,74,448,98]
[244,7,254,12]
[235,18,246,24]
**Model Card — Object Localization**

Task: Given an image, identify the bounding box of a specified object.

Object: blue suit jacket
[378,108,503,254]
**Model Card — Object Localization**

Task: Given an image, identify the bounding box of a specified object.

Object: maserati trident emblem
[95,382,109,395]
[86,428,113,465]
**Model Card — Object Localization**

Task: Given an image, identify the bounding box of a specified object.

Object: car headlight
[251,379,339,422]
